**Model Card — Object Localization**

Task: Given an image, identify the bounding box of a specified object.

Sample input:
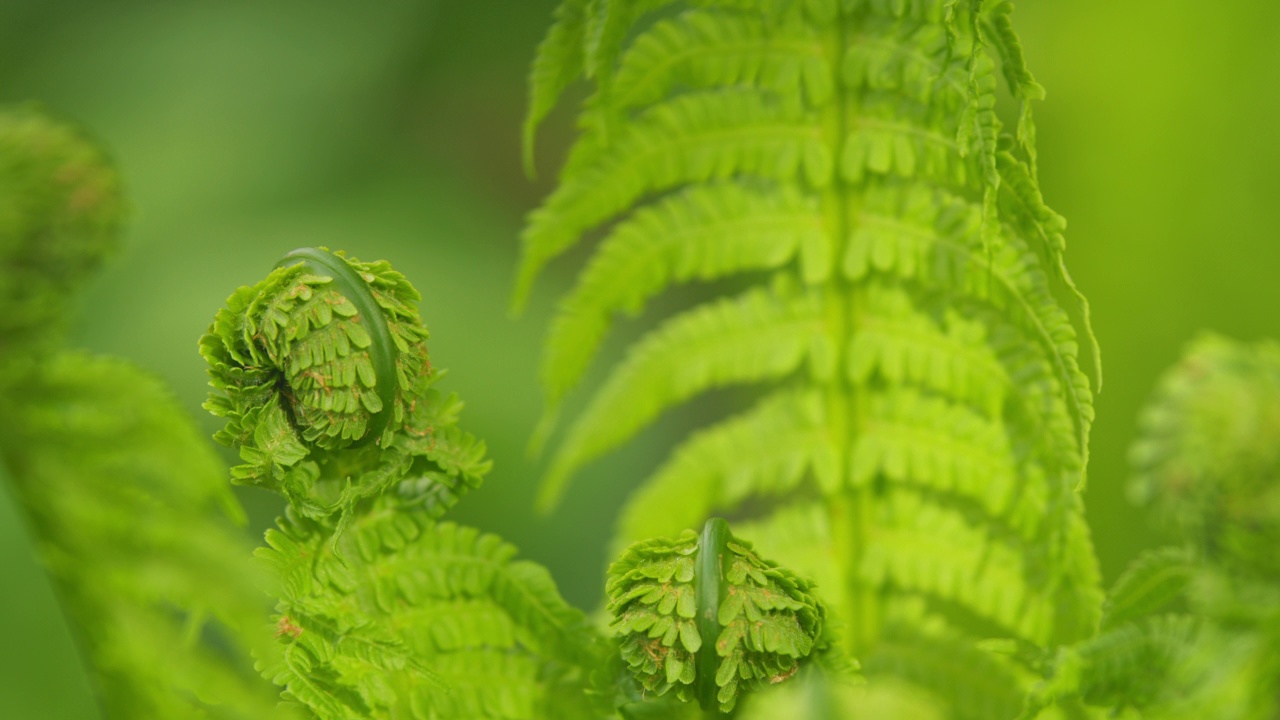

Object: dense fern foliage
[521,0,1104,714]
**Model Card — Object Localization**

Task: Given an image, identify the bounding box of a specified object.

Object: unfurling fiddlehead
[1130,333,1280,578]
[607,517,826,713]
[201,246,488,519]
[203,248,608,720]
[0,104,124,356]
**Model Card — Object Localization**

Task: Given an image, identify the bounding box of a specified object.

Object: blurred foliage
[1,0,1279,716]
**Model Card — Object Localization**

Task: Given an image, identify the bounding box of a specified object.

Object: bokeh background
[1,1,1277,716]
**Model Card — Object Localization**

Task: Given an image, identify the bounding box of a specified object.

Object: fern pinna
[520,0,1104,715]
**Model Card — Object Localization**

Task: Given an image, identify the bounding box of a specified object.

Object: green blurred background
[1,1,1277,716]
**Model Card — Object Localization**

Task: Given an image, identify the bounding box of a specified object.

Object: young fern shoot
[202,247,610,719]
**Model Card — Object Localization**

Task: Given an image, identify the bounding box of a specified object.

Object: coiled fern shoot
[520,0,1104,714]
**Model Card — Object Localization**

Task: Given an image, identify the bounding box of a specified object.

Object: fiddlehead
[0,104,124,357]
[201,246,485,518]
[607,517,827,713]
[1130,334,1280,578]
[205,249,609,720]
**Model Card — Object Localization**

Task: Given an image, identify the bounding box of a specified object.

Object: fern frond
[866,606,1030,720]
[0,107,283,718]
[258,506,606,719]
[522,0,1103,714]
[202,248,489,520]
[1025,615,1198,717]
[606,518,826,713]
[0,353,282,719]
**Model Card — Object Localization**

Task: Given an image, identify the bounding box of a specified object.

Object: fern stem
[694,517,730,712]
[819,3,878,658]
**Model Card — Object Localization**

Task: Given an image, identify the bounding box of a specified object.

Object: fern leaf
[0,105,125,353]
[0,353,282,719]
[865,608,1029,720]
[524,0,591,176]
[1026,615,1198,716]
[522,0,1103,712]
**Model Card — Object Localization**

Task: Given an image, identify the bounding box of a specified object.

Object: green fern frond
[865,606,1030,720]
[0,353,282,719]
[258,506,605,719]
[1113,335,1280,720]
[523,0,1102,713]
[0,107,282,719]
[201,249,609,719]
[1024,614,1198,717]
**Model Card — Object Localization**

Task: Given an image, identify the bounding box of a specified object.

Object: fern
[1126,336,1280,719]
[0,107,620,719]
[1023,335,1280,719]
[0,106,282,719]
[201,247,614,719]
[521,0,1103,714]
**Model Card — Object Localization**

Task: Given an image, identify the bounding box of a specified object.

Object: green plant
[520,0,1101,715]
[2,1,1278,717]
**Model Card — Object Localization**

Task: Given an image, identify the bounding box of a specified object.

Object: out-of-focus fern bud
[202,247,487,518]
[606,517,825,713]
[1130,334,1280,577]
[0,105,124,353]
